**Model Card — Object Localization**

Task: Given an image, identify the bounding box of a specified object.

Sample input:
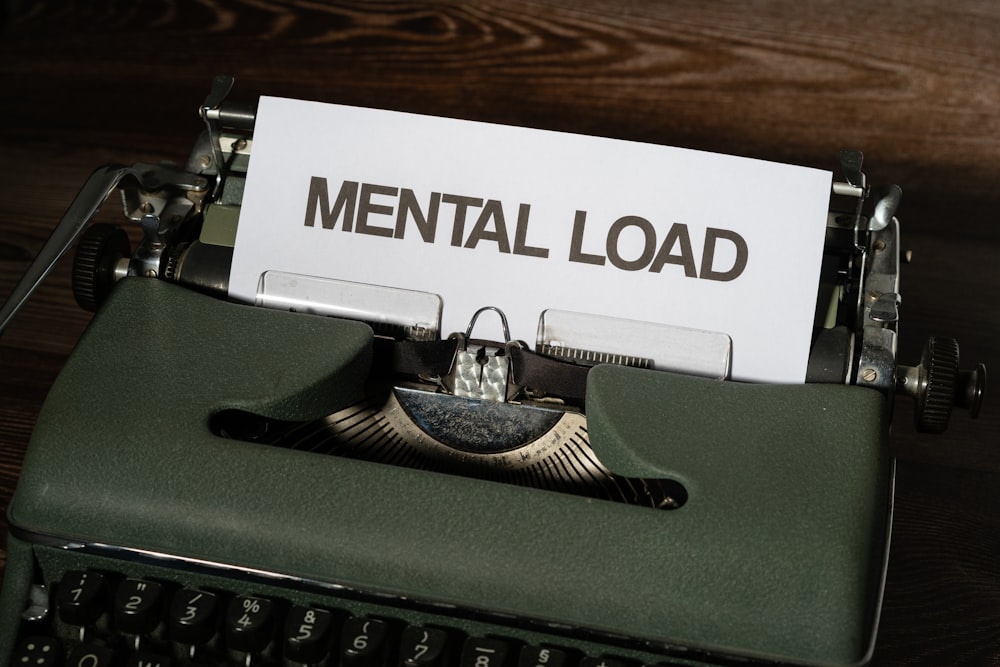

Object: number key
[56,570,107,626]
[226,595,274,653]
[284,606,335,664]
[460,638,512,667]
[115,578,164,635]
[169,588,219,645]
[340,617,389,667]
[400,626,449,667]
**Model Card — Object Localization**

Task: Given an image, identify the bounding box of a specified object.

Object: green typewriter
[0,77,985,667]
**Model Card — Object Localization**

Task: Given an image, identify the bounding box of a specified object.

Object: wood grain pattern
[1,2,998,664]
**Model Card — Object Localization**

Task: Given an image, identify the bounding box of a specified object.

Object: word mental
[303,178,749,282]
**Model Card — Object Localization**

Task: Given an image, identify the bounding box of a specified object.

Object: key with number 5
[284,605,336,664]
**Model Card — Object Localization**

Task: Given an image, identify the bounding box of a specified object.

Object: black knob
[917,336,959,433]
[958,363,987,419]
[72,223,130,311]
[898,336,986,434]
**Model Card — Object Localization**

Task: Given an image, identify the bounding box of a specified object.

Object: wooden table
[0,2,997,664]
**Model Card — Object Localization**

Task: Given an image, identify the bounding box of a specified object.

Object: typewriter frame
[1,276,892,666]
[4,75,976,667]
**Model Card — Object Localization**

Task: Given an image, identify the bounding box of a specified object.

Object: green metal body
[0,279,891,665]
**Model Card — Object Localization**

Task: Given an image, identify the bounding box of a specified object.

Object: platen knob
[71,223,130,311]
[897,336,986,433]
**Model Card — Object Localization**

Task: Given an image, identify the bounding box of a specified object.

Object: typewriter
[0,76,986,667]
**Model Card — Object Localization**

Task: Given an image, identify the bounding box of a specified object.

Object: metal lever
[199,74,255,199]
[869,183,902,231]
[0,165,137,335]
[839,149,866,189]
[200,74,255,131]
[0,164,208,336]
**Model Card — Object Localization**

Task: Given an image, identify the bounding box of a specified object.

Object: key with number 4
[226,595,275,653]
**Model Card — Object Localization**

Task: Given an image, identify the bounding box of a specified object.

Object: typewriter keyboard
[6,546,701,667]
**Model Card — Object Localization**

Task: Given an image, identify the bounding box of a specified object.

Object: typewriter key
[114,579,164,635]
[460,638,513,667]
[341,618,389,667]
[399,626,449,667]
[169,588,219,645]
[225,595,275,653]
[67,644,115,667]
[12,638,61,667]
[56,570,107,627]
[284,606,335,664]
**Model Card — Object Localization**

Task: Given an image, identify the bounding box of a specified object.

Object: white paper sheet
[230,96,831,383]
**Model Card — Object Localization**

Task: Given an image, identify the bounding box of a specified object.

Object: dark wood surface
[0,2,997,663]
